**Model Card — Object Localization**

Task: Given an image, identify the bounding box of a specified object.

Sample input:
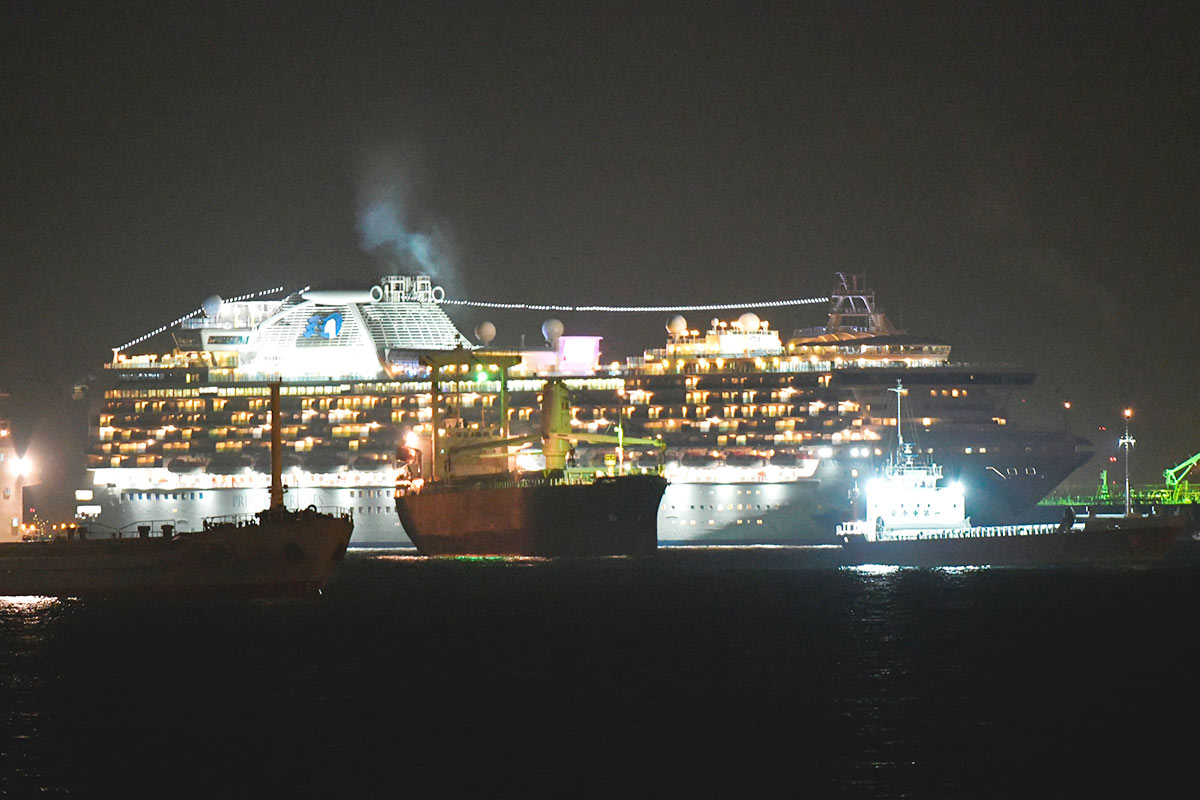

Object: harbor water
[3,547,1198,797]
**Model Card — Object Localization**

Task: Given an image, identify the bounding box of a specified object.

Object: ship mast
[889,379,910,466]
[269,380,284,510]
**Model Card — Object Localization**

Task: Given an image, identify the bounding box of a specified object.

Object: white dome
[666,315,688,336]
[737,312,761,332]
[542,318,564,344]
[475,321,496,345]
[201,294,223,318]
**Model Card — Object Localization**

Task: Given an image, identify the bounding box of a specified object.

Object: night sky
[2,1,1197,516]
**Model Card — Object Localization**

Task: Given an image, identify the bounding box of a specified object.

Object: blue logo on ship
[303,312,343,339]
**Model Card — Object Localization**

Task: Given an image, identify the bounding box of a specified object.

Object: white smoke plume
[355,150,457,284]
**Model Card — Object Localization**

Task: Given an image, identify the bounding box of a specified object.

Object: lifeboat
[303,452,348,474]
[352,455,393,472]
[205,454,253,475]
[725,451,768,468]
[167,456,207,474]
[679,450,724,468]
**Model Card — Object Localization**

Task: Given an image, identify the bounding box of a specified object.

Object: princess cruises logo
[302,312,343,339]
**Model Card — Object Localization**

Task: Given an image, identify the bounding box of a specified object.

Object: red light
[1109,456,1117,462]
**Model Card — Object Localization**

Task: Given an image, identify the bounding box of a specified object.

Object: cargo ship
[5,384,352,597]
[836,382,1185,566]
[1,508,352,597]
[395,356,666,557]
[73,272,1089,547]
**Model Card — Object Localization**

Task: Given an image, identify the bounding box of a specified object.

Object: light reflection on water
[0,595,63,612]
[845,563,904,576]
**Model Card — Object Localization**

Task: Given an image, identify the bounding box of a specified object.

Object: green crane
[1163,450,1200,503]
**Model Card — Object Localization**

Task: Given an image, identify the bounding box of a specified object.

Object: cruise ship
[74,273,1091,546]
[621,275,1093,543]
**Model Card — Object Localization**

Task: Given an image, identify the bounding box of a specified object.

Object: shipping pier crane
[1163,450,1200,504]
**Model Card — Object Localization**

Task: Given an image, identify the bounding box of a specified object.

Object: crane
[1163,451,1200,503]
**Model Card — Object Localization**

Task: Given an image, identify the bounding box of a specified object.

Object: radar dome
[201,294,223,318]
[737,312,761,332]
[666,315,688,336]
[542,318,564,345]
[475,321,496,346]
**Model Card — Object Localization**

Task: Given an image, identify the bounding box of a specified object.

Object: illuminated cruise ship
[76,276,471,543]
[75,273,1091,545]
[596,274,1091,543]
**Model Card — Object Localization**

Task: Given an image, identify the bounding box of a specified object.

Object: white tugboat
[838,383,1185,566]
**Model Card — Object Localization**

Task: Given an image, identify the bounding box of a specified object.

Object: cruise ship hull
[81,482,405,546]
[657,439,1091,545]
[79,431,1086,548]
[0,511,353,597]
[396,474,667,557]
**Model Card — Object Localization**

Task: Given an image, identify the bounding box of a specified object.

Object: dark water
[3,548,1198,797]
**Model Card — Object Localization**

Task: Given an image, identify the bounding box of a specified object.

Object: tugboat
[837,382,1186,567]
[0,383,352,597]
[395,350,668,557]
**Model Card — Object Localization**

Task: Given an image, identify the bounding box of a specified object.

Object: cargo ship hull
[0,512,352,597]
[841,515,1186,568]
[396,474,667,557]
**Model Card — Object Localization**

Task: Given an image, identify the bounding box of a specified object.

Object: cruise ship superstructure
[604,274,1091,542]
[76,272,1092,546]
[77,276,470,544]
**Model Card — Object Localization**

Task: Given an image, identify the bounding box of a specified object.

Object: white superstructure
[78,275,474,544]
[838,381,968,539]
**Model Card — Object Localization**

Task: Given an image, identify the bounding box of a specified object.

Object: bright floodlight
[12,456,30,477]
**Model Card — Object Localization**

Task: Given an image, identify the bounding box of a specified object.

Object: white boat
[837,382,1186,566]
